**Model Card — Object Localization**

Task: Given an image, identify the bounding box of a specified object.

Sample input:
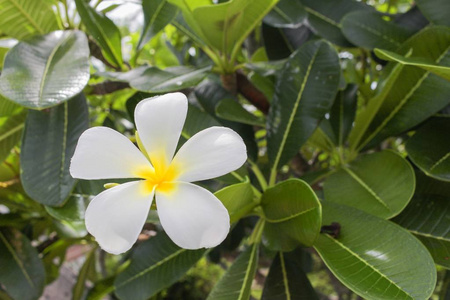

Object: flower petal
[172,127,247,182]
[85,181,154,254]
[70,127,152,180]
[135,93,187,171]
[156,182,229,249]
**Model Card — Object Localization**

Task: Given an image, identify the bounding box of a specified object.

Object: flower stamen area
[135,163,178,194]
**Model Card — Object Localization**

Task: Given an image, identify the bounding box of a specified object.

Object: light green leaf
[207,243,259,300]
[315,202,437,300]
[393,194,450,269]
[130,66,211,93]
[0,95,22,117]
[406,117,450,182]
[267,40,340,171]
[261,251,318,300]
[45,194,90,221]
[73,249,96,300]
[300,0,372,47]
[21,94,89,206]
[262,179,321,251]
[75,0,123,67]
[0,30,90,110]
[375,48,450,81]
[264,0,307,28]
[215,181,256,223]
[0,0,59,40]
[114,232,206,300]
[137,0,178,51]
[215,99,265,126]
[0,228,45,300]
[416,0,450,26]
[324,151,415,219]
[0,112,25,163]
[341,11,412,50]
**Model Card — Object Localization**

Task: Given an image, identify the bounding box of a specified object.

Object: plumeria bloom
[70,93,247,254]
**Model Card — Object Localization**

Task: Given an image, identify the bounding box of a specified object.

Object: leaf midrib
[7,0,44,34]
[279,253,291,300]
[0,122,24,141]
[139,0,167,49]
[303,6,341,28]
[266,206,317,223]
[58,102,69,201]
[237,244,258,300]
[429,151,450,171]
[347,18,403,48]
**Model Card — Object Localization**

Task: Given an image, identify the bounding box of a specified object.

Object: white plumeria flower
[70,93,247,254]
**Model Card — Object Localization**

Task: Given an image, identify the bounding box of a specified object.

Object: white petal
[172,127,247,182]
[135,93,187,171]
[156,182,229,249]
[85,181,154,254]
[70,127,152,180]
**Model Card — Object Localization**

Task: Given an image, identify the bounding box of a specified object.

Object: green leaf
[0,112,26,163]
[0,0,59,40]
[393,194,450,269]
[324,151,415,219]
[0,30,90,110]
[0,228,45,300]
[114,232,206,300]
[21,94,89,206]
[87,275,116,300]
[75,0,123,67]
[262,179,321,251]
[215,99,265,126]
[137,0,178,51]
[0,95,22,117]
[267,40,340,171]
[415,168,450,198]
[341,11,412,51]
[215,181,256,223]
[349,26,450,150]
[182,104,221,138]
[264,0,307,28]
[45,194,89,221]
[130,66,211,93]
[406,117,450,181]
[416,0,450,26]
[73,249,96,300]
[315,202,437,300]
[207,243,259,300]
[375,48,450,81]
[300,0,372,47]
[261,251,318,300]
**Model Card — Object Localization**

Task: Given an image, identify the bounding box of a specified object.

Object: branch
[88,81,130,95]
[236,71,270,115]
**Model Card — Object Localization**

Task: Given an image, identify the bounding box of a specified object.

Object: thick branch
[236,71,270,115]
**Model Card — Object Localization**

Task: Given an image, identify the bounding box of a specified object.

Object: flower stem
[248,218,265,245]
[249,160,267,191]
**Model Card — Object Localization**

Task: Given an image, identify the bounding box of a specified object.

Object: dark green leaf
[324,151,415,219]
[262,179,321,251]
[114,232,206,300]
[0,31,90,109]
[264,0,307,28]
[416,0,450,26]
[342,11,411,51]
[315,202,437,300]
[215,181,256,223]
[262,251,318,300]
[267,40,340,170]
[45,194,90,221]
[394,6,429,34]
[207,243,259,300]
[0,228,45,300]
[216,99,265,126]
[21,94,89,206]
[75,0,123,67]
[137,0,178,51]
[0,112,26,163]
[0,0,59,40]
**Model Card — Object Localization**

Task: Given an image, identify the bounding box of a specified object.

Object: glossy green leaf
[393,194,450,268]
[0,112,25,163]
[114,232,206,300]
[406,117,450,181]
[73,249,96,300]
[264,0,307,28]
[375,48,450,81]
[215,99,265,126]
[137,0,178,51]
[45,194,89,221]
[315,202,437,300]
[416,0,450,26]
[393,6,429,35]
[415,169,450,198]
[300,0,372,47]
[182,104,221,138]
[0,228,45,300]
[261,251,318,300]
[207,243,259,300]
[342,11,411,51]
[349,26,450,150]
[21,94,89,206]
[215,181,256,224]
[267,40,340,170]
[75,0,123,67]
[0,31,90,109]
[262,179,321,251]
[130,66,211,93]
[324,151,415,219]
[0,0,59,40]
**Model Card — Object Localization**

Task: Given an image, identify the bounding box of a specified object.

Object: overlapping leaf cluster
[0,0,449,299]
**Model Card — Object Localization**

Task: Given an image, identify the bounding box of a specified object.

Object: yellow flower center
[135,159,179,194]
